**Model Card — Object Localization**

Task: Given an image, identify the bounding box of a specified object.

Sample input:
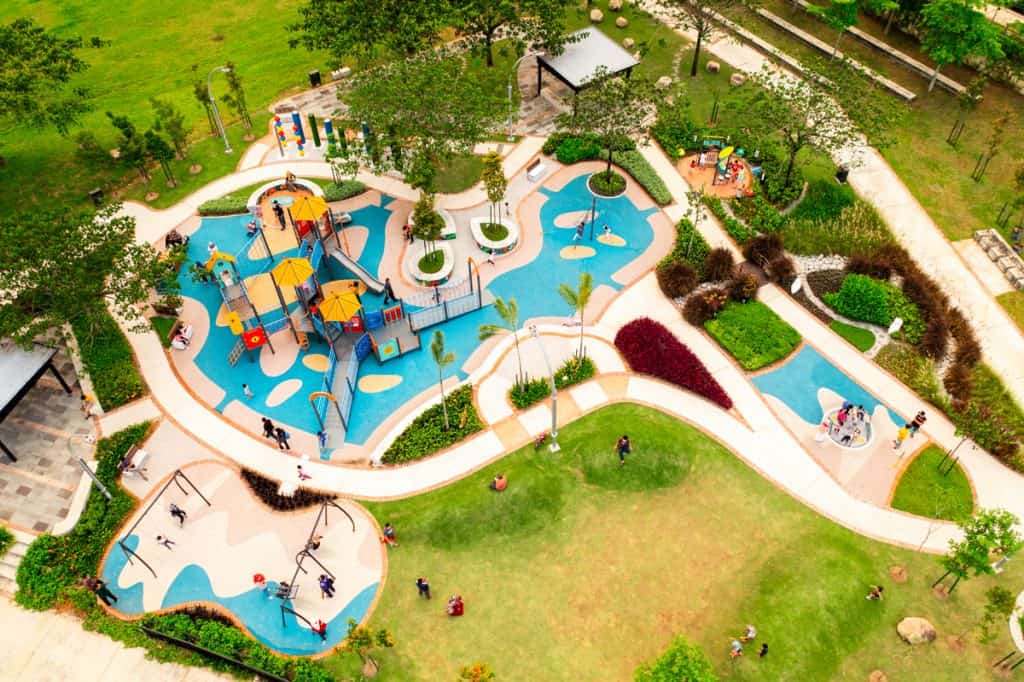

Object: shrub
[742,233,784,267]
[614,318,732,408]
[635,636,717,682]
[509,356,596,409]
[704,301,801,370]
[322,179,366,201]
[543,131,634,156]
[943,362,974,404]
[239,469,335,511]
[557,137,602,164]
[949,308,981,366]
[766,255,796,284]
[746,195,786,233]
[822,274,925,343]
[197,195,249,216]
[650,98,699,159]
[656,261,698,299]
[875,343,945,408]
[789,178,856,222]
[846,255,892,281]
[71,307,146,409]
[661,218,710,277]
[703,248,735,283]
[782,201,894,257]
[382,385,483,463]
[0,526,13,558]
[17,423,150,610]
[921,318,949,359]
[589,170,626,196]
[762,167,804,206]
[611,150,672,205]
[703,196,754,244]
[683,291,716,326]
[727,273,758,303]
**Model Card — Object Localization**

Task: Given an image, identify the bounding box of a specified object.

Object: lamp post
[508,52,543,142]
[529,325,559,452]
[208,66,233,154]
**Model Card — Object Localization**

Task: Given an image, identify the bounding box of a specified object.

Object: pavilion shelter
[0,341,72,462]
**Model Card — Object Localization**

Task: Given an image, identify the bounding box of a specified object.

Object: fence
[335,346,359,429]
[409,291,484,332]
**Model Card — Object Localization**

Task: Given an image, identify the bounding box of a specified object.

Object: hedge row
[610,150,672,206]
[542,133,671,205]
[322,179,367,202]
[703,196,754,244]
[197,195,249,216]
[71,308,145,410]
[509,355,596,409]
[382,384,483,463]
[614,318,732,409]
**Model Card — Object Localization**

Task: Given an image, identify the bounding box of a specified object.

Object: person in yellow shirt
[893,423,910,449]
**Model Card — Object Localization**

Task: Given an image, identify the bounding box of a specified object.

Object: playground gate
[407,264,484,333]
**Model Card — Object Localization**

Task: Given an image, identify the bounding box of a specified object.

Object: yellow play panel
[597,234,626,247]
[215,273,297,326]
[358,375,403,393]
[560,246,596,260]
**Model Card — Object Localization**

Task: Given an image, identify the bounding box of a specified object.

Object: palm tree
[559,272,594,358]
[430,330,455,430]
[478,297,525,386]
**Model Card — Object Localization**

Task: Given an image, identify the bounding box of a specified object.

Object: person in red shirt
[489,474,508,492]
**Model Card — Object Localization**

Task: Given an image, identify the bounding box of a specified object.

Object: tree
[411,194,445,254]
[144,130,176,187]
[107,112,150,181]
[460,663,496,681]
[431,330,456,430]
[478,297,525,385]
[0,203,167,346]
[451,0,572,67]
[559,67,656,179]
[558,272,594,358]
[0,18,102,136]
[920,0,1004,92]
[934,508,1022,593]
[339,618,394,677]
[343,48,504,193]
[290,0,447,63]
[664,0,759,76]
[190,64,217,135]
[978,586,1015,642]
[634,637,717,682]
[481,151,507,225]
[807,0,860,58]
[222,60,253,129]
[150,98,191,160]
[746,68,862,187]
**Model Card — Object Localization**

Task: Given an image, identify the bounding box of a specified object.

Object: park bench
[526,158,547,182]
[119,444,150,481]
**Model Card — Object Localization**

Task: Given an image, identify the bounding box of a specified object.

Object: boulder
[609,0,623,9]
[897,617,936,645]
[616,16,628,27]
[623,37,635,49]
[655,76,673,90]
[332,66,352,80]
[707,61,721,73]
[590,8,604,22]
[730,73,748,87]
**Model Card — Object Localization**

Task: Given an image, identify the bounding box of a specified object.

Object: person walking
[615,435,632,466]
[307,533,323,551]
[382,523,398,547]
[317,430,328,449]
[416,577,431,599]
[909,410,927,437]
[319,574,335,599]
[759,643,768,659]
[168,502,187,526]
[383,277,397,305]
[893,424,910,449]
[243,384,254,400]
[272,200,286,230]
[156,535,175,550]
[262,417,276,439]
[91,577,118,606]
[297,465,312,481]
[274,427,290,450]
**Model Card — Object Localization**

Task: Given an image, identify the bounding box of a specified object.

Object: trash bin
[309,70,321,88]
[88,188,104,207]
[835,167,850,184]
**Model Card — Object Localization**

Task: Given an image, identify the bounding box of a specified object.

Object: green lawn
[829,320,876,352]
[704,300,801,370]
[891,445,974,522]
[998,290,1024,335]
[149,315,178,348]
[418,251,445,274]
[0,0,328,207]
[323,404,1017,681]
[431,154,484,194]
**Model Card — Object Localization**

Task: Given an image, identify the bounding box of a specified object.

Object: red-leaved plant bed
[614,317,733,409]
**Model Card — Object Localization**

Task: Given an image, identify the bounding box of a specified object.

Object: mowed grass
[891,445,974,522]
[431,153,484,194]
[324,404,1018,681]
[830,319,876,352]
[0,0,328,206]
[998,290,1024,334]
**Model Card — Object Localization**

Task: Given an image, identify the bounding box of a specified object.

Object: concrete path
[0,598,229,682]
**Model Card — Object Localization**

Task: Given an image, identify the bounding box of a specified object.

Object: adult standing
[272,200,286,230]
[274,427,290,450]
[416,577,431,599]
[92,577,118,606]
[383,277,397,305]
[909,410,927,437]
[319,574,335,599]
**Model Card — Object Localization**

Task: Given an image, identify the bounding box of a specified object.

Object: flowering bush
[614,318,732,409]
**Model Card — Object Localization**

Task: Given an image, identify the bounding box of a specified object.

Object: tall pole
[208,66,233,154]
[530,325,559,452]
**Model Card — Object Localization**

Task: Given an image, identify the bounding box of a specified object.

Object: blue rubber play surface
[103,535,377,655]
[752,345,904,427]
[180,176,657,446]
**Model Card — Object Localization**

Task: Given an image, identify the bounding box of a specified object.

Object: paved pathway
[0,598,229,681]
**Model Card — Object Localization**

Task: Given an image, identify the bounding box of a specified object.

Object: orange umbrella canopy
[320,291,362,322]
[271,258,314,287]
[290,195,329,222]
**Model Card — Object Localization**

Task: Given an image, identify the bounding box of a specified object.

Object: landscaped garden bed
[71,308,146,410]
[704,301,801,370]
[822,273,924,343]
[890,444,974,522]
[381,385,483,463]
[829,320,875,352]
[588,170,627,198]
[509,355,596,409]
[541,132,672,205]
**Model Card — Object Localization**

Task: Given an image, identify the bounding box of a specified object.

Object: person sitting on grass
[446,595,465,617]
[866,585,884,601]
[729,640,743,659]
[740,624,756,642]
[489,474,508,492]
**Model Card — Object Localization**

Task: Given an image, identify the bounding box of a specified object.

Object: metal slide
[328,249,385,294]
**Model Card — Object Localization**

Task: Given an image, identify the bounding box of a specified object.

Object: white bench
[120,445,149,480]
[526,159,547,182]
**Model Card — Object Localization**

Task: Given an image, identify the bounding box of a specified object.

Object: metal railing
[409,291,484,332]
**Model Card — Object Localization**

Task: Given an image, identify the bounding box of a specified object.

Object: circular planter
[587,171,627,199]
[406,242,454,286]
[470,217,519,255]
